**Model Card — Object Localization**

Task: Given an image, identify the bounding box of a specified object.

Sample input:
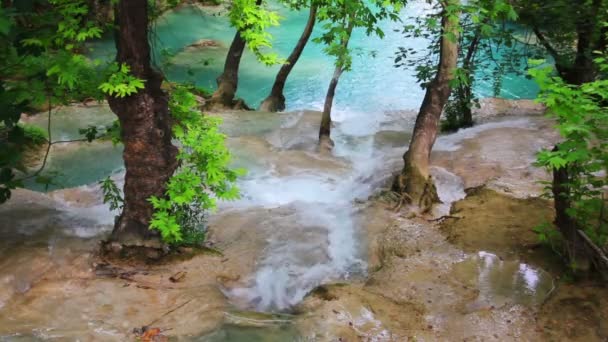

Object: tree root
[391,191,412,212]
[427,215,460,222]
[391,171,440,213]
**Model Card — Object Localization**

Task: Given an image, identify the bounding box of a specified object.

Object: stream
[0,1,571,340]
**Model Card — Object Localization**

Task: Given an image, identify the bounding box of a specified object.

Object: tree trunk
[318,66,342,145]
[210,30,247,109]
[562,14,599,85]
[210,0,262,109]
[107,0,178,247]
[552,156,590,271]
[458,83,473,127]
[260,5,317,112]
[459,29,481,128]
[318,19,354,146]
[531,0,605,267]
[393,2,460,212]
[532,0,603,86]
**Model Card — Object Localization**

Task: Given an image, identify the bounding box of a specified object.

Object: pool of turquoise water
[89,1,539,113]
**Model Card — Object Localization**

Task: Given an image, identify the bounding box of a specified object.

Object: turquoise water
[196,324,300,342]
[26,1,541,191]
[90,1,539,113]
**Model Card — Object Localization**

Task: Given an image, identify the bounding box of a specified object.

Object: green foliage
[531,58,608,249]
[442,88,479,132]
[100,176,124,211]
[398,0,521,84]
[397,0,528,131]
[314,0,405,71]
[149,86,243,245]
[99,63,146,98]
[0,0,105,203]
[20,124,49,146]
[228,0,283,65]
[533,221,564,256]
[515,0,608,72]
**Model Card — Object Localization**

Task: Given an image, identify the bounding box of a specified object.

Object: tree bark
[260,5,317,112]
[532,0,604,86]
[393,2,460,212]
[210,30,247,109]
[552,157,590,271]
[561,14,599,85]
[531,0,605,267]
[107,0,178,247]
[210,0,262,109]
[318,66,342,143]
[458,29,481,128]
[318,19,354,146]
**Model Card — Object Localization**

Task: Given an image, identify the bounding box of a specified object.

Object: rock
[432,117,560,196]
[145,249,162,260]
[439,187,553,259]
[372,130,410,149]
[475,98,546,121]
[185,39,222,51]
[295,284,428,341]
[106,242,123,255]
[264,110,322,151]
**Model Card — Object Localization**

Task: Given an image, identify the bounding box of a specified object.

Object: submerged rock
[296,284,428,341]
[440,187,554,259]
[184,38,223,51]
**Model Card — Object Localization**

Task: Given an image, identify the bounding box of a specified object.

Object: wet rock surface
[440,187,554,259]
[475,98,546,121]
[432,117,561,198]
[3,111,607,341]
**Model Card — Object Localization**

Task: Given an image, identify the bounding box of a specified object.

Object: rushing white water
[11,0,544,319]
[221,109,401,310]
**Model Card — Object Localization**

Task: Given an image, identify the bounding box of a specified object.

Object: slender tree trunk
[459,29,481,128]
[393,2,460,212]
[319,66,342,143]
[107,0,178,247]
[260,5,317,112]
[552,156,590,271]
[210,0,262,109]
[318,19,354,146]
[210,31,247,109]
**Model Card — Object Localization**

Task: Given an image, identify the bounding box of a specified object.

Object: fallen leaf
[169,271,187,283]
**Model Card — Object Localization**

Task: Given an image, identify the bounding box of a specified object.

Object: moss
[20,124,48,146]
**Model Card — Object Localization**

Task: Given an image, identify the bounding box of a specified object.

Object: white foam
[434,119,534,152]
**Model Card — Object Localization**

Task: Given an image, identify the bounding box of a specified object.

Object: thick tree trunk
[260,5,317,112]
[562,16,599,85]
[532,0,603,86]
[532,0,605,267]
[210,30,247,109]
[107,0,178,247]
[393,2,460,212]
